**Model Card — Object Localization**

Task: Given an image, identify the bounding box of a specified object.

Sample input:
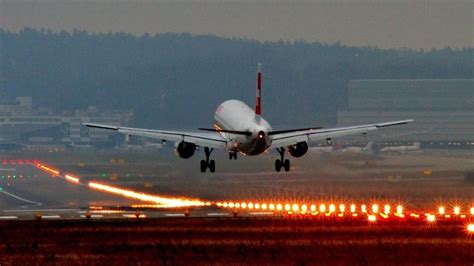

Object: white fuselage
[214,100,272,155]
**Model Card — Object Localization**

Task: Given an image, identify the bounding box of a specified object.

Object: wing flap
[271,119,413,148]
[84,123,227,149]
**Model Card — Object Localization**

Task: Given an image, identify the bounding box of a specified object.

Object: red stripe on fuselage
[255,71,262,115]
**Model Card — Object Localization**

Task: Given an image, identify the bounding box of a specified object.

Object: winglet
[255,63,262,116]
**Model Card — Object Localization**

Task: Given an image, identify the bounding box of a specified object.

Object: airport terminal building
[337,79,474,145]
[0,97,131,149]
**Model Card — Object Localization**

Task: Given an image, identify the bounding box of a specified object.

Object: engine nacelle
[288,141,308,158]
[175,141,196,159]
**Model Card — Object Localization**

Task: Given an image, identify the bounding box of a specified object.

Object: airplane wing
[83,123,227,149]
[270,119,413,148]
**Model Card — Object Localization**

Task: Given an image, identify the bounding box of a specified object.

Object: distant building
[337,79,474,145]
[0,97,131,147]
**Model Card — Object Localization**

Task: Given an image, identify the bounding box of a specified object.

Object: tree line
[1,28,472,128]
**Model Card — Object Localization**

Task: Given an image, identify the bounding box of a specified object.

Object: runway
[1,159,473,229]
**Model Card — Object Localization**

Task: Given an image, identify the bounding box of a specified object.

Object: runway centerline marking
[0,216,18,220]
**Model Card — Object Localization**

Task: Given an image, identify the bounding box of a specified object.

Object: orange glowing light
[228,202,235,208]
[37,164,60,175]
[284,204,291,212]
[371,204,379,214]
[64,174,80,184]
[350,204,356,213]
[368,215,376,222]
[361,204,367,213]
[254,203,260,209]
[454,206,460,215]
[438,206,445,215]
[276,204,283,211]
[467,224,474,233]
[292,204,299,212]
[235,203,240,208]
[241,202,247,209]
[223,202,228,208]
[248,203,254,209]
[427,214,436,222]
[269,203,275,210]
[383,204,390,215]
[310,204,317,212]
[329,204,336,213]
[470,207,474,215]
[261,203,267,210]
[319,204,326,213]
[339,204,345,213]
[301,204,308,212]
[396,205,403,215]
[88,182,204,208]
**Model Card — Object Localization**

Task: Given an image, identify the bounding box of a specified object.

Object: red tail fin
[255,63,262,116]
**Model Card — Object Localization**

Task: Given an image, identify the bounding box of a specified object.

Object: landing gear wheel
[209,160,216,173]
[275,147,291,172]
[200,160,207,173]
[275,159,282,172]
[201,147,215,173]
[283,159,290,172]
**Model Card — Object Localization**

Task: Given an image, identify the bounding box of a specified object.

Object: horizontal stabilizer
[199,128,252,136]
[268,127,323,136]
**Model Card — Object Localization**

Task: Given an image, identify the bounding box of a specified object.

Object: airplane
[84,64,413,173]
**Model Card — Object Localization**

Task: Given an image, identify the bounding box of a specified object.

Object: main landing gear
[200,147,215,173]
[275,147,290,172]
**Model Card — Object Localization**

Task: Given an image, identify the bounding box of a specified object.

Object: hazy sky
[1,0,472,49]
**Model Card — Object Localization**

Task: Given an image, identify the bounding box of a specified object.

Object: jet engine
[175,141,196,159]
[288,141,308,157]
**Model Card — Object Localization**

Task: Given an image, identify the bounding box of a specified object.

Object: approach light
[319,204,326,213]
[427,214,436,222]
[372,204,379,214]
[396,205,403,215]
[438,206,445,215]
[350,204,356,213]
[368,215,376,222]
[454,206,460,215]
[339,204,345,213]
[292,204,299,212]
[467,224,474,233]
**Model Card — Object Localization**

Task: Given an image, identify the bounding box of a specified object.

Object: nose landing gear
[229,151,238,160]
[275,147,290,172]
[200,147,215,173]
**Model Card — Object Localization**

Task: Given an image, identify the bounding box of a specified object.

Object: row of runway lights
[215,201,474,221]
[32,161,474,231]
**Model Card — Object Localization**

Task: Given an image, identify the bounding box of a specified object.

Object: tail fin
[255,63,262,116]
